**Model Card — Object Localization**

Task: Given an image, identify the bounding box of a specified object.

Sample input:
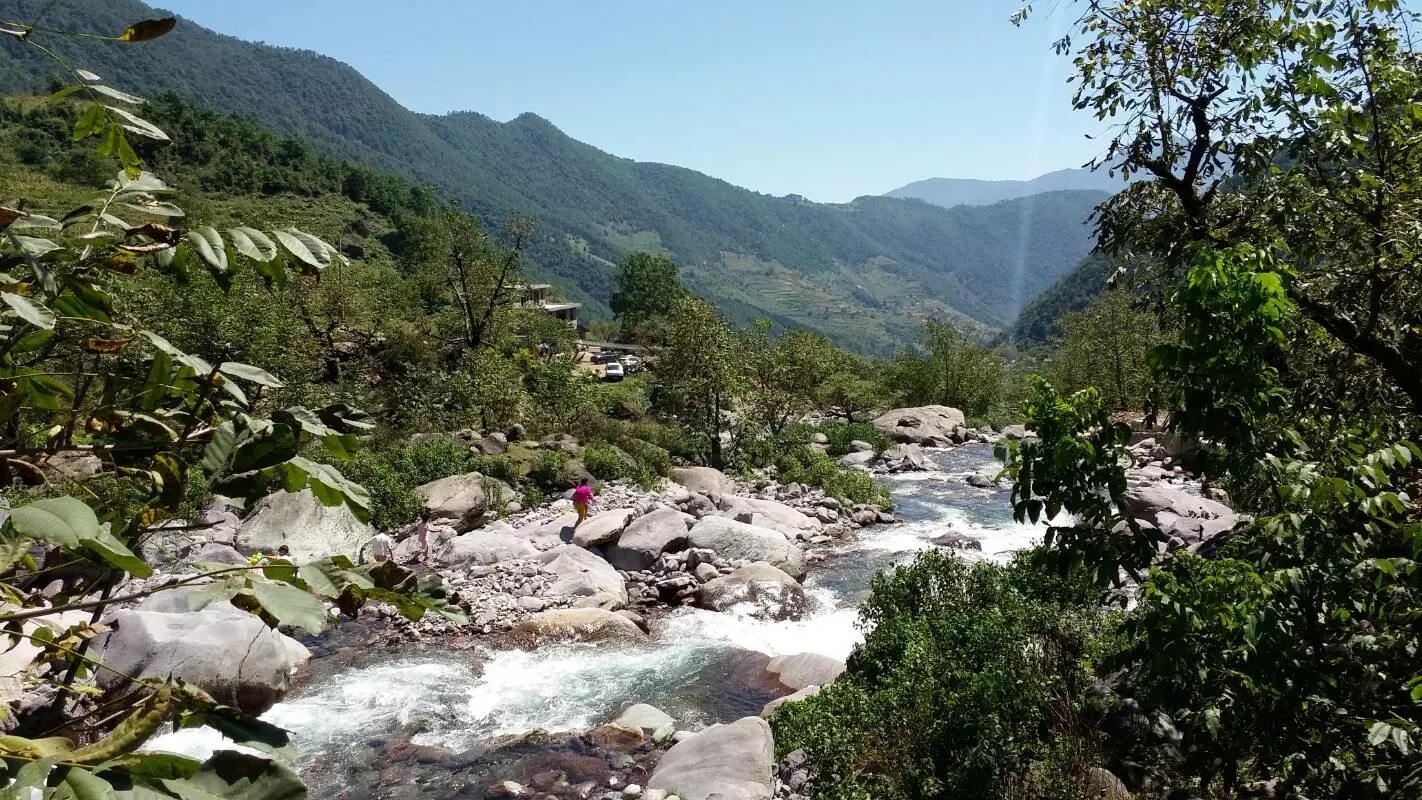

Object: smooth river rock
[688,517,806,579]
[673,466,731,499]
[435,531,538,566]
[1120,484,1238,544]
[872,405,966,444]
[647,716,775,800]
[696,562,806,619]
[763,652,846,691]
[716,496,819,533]
[606,507,690,570]
[537,544,627,609]
[235,488,374,563]
[94,605,309,715]
[415,471,490,532]
[507,608,647,646]
[571,508,635,549]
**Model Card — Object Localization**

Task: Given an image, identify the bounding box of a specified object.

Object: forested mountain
[0,0,1105,351]
[888,168,1133,208]
[1008,253,1116,344]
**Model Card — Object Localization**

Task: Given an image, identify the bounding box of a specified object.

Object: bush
[467,453,519,486]
[583,442,629,481]
[777,448,891,508]
[323,436,480,529]
[772,550,1107,799]
[527,449,569,494]
[819,420,890,456]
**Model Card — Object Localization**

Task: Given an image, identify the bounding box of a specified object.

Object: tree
[656,296,741,467]
[818,369,881,423]
[740,322,838,434]
[1052,289,1158,411]
[610,252,685,341]
[0,14,462,796]
[885,319,1007,420]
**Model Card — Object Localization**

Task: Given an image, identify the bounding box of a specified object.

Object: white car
[621,355,643,373]
[603,362,625,382]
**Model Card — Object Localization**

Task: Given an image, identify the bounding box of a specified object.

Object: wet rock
[1120,484,1238,544]
[236,488,374,563]
[872,405,966,444]
[507,608,646,646]
[763,653,845,691]
[416,472,492,532]
[876,443,930,473]
[614,704,675,733]
[933,531,982,550]
[606,507,691,571]
[436,531,539,566]
[647,716,775,800]
[94,605,309,714]
[966,469,998,489]
[688,518,806,579]
[697,562,806,619]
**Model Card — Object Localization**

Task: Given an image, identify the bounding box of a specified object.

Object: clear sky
[158,0,1103,203]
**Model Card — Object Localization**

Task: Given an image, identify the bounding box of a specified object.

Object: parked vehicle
[621,355,643,373]
[593,351,621,364]
[603,362,625,382]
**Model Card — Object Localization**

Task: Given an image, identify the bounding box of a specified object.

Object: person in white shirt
[367,532,395,564]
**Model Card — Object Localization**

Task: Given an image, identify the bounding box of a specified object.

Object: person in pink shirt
[572,478,595,528]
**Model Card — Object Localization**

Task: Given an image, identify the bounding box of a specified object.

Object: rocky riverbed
[116,414,1234,800]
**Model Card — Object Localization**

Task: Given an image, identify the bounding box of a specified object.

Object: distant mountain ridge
[0,0,1104,351]
[887,168,1132,209]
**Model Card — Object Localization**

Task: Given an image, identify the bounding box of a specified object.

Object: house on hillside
[516,283,582,330]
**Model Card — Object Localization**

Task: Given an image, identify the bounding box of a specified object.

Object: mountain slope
[887,168,1132,209]
[1008,253,1117,344]
[0,0,1103,350]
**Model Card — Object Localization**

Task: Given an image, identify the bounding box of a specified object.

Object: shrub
[583,442,630,481]
[772,550,1107,799]
[527,449,570,494]
[323,436,481,529]
[819,420,890,456]
[468,453,520,486]
[776,448,891,508]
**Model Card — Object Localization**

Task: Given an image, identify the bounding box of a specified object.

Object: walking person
[572,478,595,529]
[412,510,433,563]
[366,531,394,564]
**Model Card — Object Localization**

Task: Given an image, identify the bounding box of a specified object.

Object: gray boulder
[614,703,676,733]
[537,545,627,609]
[837,450,876,471]
[673,466,731,499]
[716,496,819,534]
[689,518,806,579]
[507,608,646,646]
[697,562,806,618]
[872,405,966,444]
[479,433,508,455]
[606,507,690,570]
[94,606,309,714]
[1001,424,1031,440]
[763,653,845,690]
[1121,484,1238,544]
[761,686,821,719]
[571,509,635,549]
[190,542,248,566]
[235,488,374,563]
[435,531,538,566]
[520,512,581,549]
[415,472,490,532]
[647,716,775,800]
[876,443,930,472]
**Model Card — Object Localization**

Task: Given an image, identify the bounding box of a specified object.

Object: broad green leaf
[89,85,145,105]
[140,330,184,357]
[219,363,283,388]
[120,202,185,218]
[227,228,277,263]
[83,524,153,578]
[2,292,56,330]
[57,765,117,800]
[200,421,238,476]
[186,227,228,273]
[10,235,62,258]
[104,106,168,142]
[119,18,177,42]
[73,104,107,140]
[179,707,290,753]
[8,497,99,549]
[75,69,102,82]
[230,425,298,473]
[117,172,174,194]
[138,350,173,410]
[278,456,371,519]
[165,751,306,800]
[10,214,60,230]
[112,751,202,780]
[250,580,327,635]
[272,229,332,271]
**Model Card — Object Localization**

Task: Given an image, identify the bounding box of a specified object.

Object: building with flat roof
[515,283,580,329]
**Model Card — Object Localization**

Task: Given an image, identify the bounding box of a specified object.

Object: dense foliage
[0,0,1104,352]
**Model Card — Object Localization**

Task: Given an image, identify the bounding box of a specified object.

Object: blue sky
[161,0,1103,202]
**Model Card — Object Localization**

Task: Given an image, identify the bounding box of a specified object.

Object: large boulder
[507,608,646,646]
[688,518,806,579]
[837,450,876,471]
[1121,484,1238,544]
[571,509,635,549]
[519,512,580,549]
[235,488,374,563]
[605,507,690,571]
[537,545,627,609]
[647,716,775,800]
[614,703,676,734]
[761,686,820,719]
[872,405,966,444]
[93,606,309,714]
[673,466,731,499]
[415,472,489,532]
[763,653,845,691]
[435,531,537,566]
[697,562,806,619]
[876,443,930,473]
[716,496,819,534]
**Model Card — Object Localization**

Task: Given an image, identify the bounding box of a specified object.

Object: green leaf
[57,766,118,800]
[278,456,371,520]
[200,421,238,476]
[230,425,298,473]
[186,227,228,274]
[73,104,107,140]
[8,497,99,549]
[82,523,152,578]
[250,580,327,635]
[180,707,290,754]
[166,750,307,800]
[119,17,177,42]
[2,292,57,330]
[227,228,277,263]
[272,229,334,271]
[114,751,203,780]
[88,85,145,105]
[10,235,62,258]
[219,363,283,388]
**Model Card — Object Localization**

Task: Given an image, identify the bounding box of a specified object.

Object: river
[145,443,1050,795]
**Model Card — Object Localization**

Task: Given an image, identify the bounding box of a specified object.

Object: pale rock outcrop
[606,507,691,570]
[435,531,538,566]
[696,562,806,618]
[647,716,775,800]
[537,545,627,609]
[571,509,635,549]
[872,405,966,444]
[673,466,731,499]
[235,488,373,563]
[688,518,806,579]
[415,472,491,532]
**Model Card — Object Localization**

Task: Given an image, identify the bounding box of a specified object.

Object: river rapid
[145,443,1051,795]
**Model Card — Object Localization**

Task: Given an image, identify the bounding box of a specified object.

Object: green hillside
[0,0,1104,350]
[1008,253,1116,344]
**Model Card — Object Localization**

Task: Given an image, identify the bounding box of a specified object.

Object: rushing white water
[145,442,1059,782]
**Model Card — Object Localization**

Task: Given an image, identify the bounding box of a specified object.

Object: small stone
[517,596,547,612]
[490,781,525,798]
[624,786,642,798]
[693,563,719,582]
